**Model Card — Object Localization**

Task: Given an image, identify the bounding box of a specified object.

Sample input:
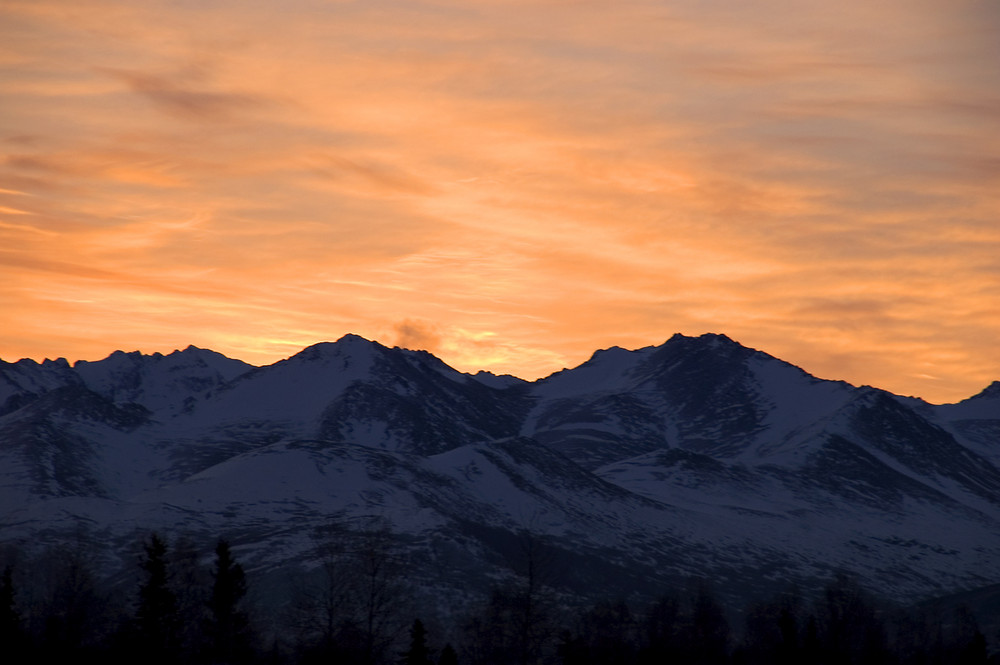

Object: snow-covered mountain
[1,333,998,614]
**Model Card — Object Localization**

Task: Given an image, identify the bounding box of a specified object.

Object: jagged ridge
[1,333,998,613]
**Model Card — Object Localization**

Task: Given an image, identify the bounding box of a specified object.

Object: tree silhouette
[438,643,458,665]
[639,591,680,664]
[400,618,433,665]
[287,528,355,657]
[489,527,558,665]
[687,582,729,665]
[737,587,803,665]
[353,522,409,665]
[37,538,109,658]
[135,533,179,663]
[205,539,252,663]
[817,574,887,664]
[574,599,638,665]
[168,535,210,657]
[0,564,26,660]
[951,606,989,665]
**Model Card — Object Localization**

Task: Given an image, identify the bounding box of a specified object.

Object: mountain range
[2,332,999,619]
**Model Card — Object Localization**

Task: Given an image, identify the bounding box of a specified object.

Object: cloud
[390,319,442,353]
[307,154,436,196]
[5,149,186,188]
[2,0,999,402]
[4,154,75,175]
[102,67,262,121]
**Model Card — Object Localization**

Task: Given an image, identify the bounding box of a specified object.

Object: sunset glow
[2,0,999,403]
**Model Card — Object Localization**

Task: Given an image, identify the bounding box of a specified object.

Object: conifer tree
[205,539,252,664]
[136,533,179,662]
[801,615,821,662]
[640,591,680,663]
[0,564,25,658]
[688,583,729,665]
[0,565,19,632]
[400,618,433,665]
[438,643,458,665]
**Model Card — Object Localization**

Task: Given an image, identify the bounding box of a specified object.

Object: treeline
[1,534,254,664]
[554,577,992,665]
[1,529,996,665]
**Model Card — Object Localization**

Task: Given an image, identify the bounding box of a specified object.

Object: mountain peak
[969,380,1000,401]
[676,331,740,346]
[659,332,757,364]
[335,332,371,344]
[471,369,525,389]
[700,332,737,345]
[291,334,386,364]
[331,333,389,353]
[585,345,638,364]
[13,357,72,370]
[664,332,744,349]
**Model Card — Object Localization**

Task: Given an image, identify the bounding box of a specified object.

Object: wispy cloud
[101,67,263,121]
[391,319,442,353]
[1,0,998,401]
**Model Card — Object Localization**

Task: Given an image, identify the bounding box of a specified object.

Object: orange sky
[2,0,999,403]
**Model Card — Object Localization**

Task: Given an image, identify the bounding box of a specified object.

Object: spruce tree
[136,533,179,662]
[438,643,458,665]
[0,565,19,632]
[400,618,433,665]
[205,539,252,664]
[0,564,25,659]
[688,583,729,665]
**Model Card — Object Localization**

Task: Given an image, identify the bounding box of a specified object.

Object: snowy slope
[932,382,1000,466]
[74,345,252,416]
[0,357,80,416]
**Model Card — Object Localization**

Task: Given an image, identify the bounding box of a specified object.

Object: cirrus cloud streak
[1,0,998,402]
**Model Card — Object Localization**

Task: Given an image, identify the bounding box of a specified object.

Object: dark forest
[1,527,995,665]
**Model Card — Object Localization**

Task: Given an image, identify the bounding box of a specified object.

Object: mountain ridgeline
[2,333,999,616]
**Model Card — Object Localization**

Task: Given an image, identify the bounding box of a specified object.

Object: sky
[2,0,999,404]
